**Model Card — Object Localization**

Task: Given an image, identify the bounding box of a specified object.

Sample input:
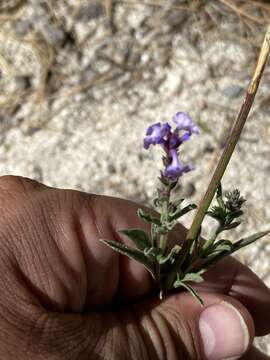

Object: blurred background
[0,0,270,353]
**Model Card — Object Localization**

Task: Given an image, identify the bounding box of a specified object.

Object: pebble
[14,20,31,36]
[203,141,215,153]
[15,75,32,90]
[42,25,66,47]
[75,3,104,22]
[183,182,196,197]
[222,84,244,99]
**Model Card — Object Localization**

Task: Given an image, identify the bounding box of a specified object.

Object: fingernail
[199,301,249,360]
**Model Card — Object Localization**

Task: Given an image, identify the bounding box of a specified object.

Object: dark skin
[0,175,269,359]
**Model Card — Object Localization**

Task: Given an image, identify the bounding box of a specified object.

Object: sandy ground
[0,0,270,354]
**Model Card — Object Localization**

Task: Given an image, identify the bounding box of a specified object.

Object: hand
[0,176,269,360]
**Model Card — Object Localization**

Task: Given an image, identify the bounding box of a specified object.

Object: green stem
[187,25,270,243]
[165,25,270,290]
[202,224,222,252]
[159,185,170,253]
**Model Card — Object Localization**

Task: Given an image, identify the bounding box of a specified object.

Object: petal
[144,122,171,149]
[173,112,200,135]
[164,150,194,180]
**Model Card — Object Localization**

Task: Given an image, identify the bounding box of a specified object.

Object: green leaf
[137,208,161,226]
[151,223,159,247]
[182,272,204,283]
[207,206,227,223]
[100,238,155,277]
[221,221,241,231]
[216,183,225,209]
[227,210,244,220]
[199,230,270,272]
[211,239,233,253]
[232,229,270,253]
[169,203,197,221]
[119,229,152,251]
[173,281,203,305]
[144,246,160,257]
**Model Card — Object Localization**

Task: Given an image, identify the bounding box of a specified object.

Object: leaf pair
[200,230,270,271]
[173,271,205,305]
[100,228,155,278]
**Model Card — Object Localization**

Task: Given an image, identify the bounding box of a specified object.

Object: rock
[15,20,31,36]
[15,75,32,90]
[183,182,196,197]
[42,25,66,46]
[75,3,104,22]
[166,12,187,29]
[33,165,43,182]
[203,141,215,153]
[222,84,244,99]
[107,163,116,174]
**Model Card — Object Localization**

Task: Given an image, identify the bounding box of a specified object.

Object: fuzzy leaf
[169,203,197,221]
[173,281,203,305]
[227,210,244,220]
[216,183,225,209]
[211,239,233,253]
[207,206,226,223]
[157,244,182,265]
[222,220,241,231]
[151,223,159,246]
[119,229,151,251]
[144,246,160,257]
[137,208,161,226]
[199,230,270,271]
[182,272,204,283]
[232,230,270,253]
[100,238,154,277]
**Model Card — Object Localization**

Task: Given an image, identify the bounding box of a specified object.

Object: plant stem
[159,184,170,253]
[165,25,270,290]
[187,25,270,242]
[203,223,222,251]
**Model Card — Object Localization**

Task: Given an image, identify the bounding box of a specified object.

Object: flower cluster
[224,189,246,212]
[144,112,199,181]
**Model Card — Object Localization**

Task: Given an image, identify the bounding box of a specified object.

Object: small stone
[33,165,43,182]
[222,84,244,99]
[42,25,66,46]
[108,163,116,174]
[75,3,104,22]
[203,141,215,153]
[138,152,145,162]
[167,12,187,28]
[80,66,96,84]
[15,75,32,90]
[15,20,31,36]
[183,182,196,197]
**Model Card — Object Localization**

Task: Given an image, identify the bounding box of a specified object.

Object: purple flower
[144,112,199,182]
[168,131,190,149]
[173,112,200,135]
[164,149,193,181]
[144,122,171,149]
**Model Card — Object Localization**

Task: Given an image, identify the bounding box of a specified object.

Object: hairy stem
[159,184,171,253]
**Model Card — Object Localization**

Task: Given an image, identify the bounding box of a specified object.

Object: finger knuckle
[0,175,40,193]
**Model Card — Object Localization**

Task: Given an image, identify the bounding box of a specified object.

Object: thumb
[136,292,255,360]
